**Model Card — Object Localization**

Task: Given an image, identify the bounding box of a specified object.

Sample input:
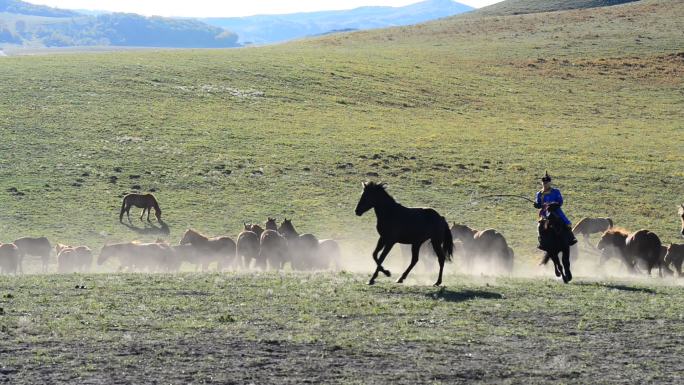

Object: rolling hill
[475,0,642,15]
[202,0,473,45]
[0,0,239,49]
[0,0,681,259]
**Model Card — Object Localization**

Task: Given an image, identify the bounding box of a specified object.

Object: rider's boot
[566,225,577,246]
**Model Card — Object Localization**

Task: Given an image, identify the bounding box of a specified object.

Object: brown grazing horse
[572,217,613,245]
[98,242,171,272]
[259,230,289,270]
[237,229,260,269]
[664,243,684,276]
[450,224,514,273]
[55,244,92,273]
[13,236,52,273]
[179,229,237,271]
[355,182,453,286]
[0,243,20,275]
[278,219,325,270]
[597,229,664,276]
[120,193,162,223]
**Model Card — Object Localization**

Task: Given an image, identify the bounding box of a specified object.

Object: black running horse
[354,182,453,286]
[539,203,572,283]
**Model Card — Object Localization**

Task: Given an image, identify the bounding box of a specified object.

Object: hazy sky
[26,0,505,17]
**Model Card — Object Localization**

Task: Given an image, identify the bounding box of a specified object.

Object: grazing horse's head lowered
[355,181,388,216]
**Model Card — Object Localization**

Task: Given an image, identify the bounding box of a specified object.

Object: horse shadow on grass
[425,288,504,303]
[575,282,656,294]
[122,219,170,237]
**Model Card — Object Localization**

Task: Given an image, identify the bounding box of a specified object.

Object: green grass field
[1,0,682,260]
[1,272,684,383]
[0,1,683,382]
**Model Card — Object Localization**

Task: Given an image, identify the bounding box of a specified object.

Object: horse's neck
[372,195,401,219]
[191,232,208,243]
[457,228,477,243]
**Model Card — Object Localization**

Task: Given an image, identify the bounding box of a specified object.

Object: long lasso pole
[478,194,536,204]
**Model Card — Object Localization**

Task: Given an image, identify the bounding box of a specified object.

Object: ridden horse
[179,229,237,271]
[572,217,613,246]
[259,230,289,270]
[13,236,52,273]
[597,229,664,276]
[538,205,573,283]
[120,193,162,223]
[55,244,92,273]
[450,224,514,273]
[98,242,172,272]
[278,219,326,270]
[354,182,453,286]
[236,230,260,269]
[664,243,684,276]
[0,243,20,275]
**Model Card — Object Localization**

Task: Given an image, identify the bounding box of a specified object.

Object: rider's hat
[541,171,552,183]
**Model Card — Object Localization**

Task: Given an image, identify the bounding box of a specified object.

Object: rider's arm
[533,192,541,209]
[556,189,564,207]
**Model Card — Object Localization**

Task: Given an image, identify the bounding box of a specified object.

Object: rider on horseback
[534,171,577,250]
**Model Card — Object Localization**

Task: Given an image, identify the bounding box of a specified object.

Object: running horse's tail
[442,217,453,262]
[119,195,129,222]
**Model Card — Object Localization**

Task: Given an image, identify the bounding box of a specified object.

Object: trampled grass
[1,272,684,383]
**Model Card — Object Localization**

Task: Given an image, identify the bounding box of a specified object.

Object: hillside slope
[475,0,642,16]
[203,0,473,44]
[0,0,681,262]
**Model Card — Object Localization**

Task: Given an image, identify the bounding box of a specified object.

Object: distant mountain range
[0,0,238,49]
[202,0,474,45]
[0,0,474,50]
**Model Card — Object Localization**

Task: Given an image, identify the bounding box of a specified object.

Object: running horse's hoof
[382,269,391,277]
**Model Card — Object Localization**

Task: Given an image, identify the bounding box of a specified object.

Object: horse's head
[278,218,297,238]
[154,207,162,221]
[679,204,684,237]
[355,181,386,216]
[265,217,278,231]
[450,223,475,241]
[179,229,196,245]
[244,222,251,231]
[98,244,113,265]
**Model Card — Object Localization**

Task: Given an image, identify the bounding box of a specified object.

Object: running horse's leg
[371,238,391,277]
[369,240,395,285]
[397,243,420,284]
[561,246,572,283]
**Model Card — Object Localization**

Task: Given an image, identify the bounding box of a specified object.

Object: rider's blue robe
[535,188,571,225]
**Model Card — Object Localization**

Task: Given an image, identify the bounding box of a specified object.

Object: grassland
[1,0,683,382]
[0,0,682,261]
[2,272,684,384]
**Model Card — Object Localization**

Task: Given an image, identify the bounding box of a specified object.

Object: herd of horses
[0,218,341,275]
[1,190,684,286]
